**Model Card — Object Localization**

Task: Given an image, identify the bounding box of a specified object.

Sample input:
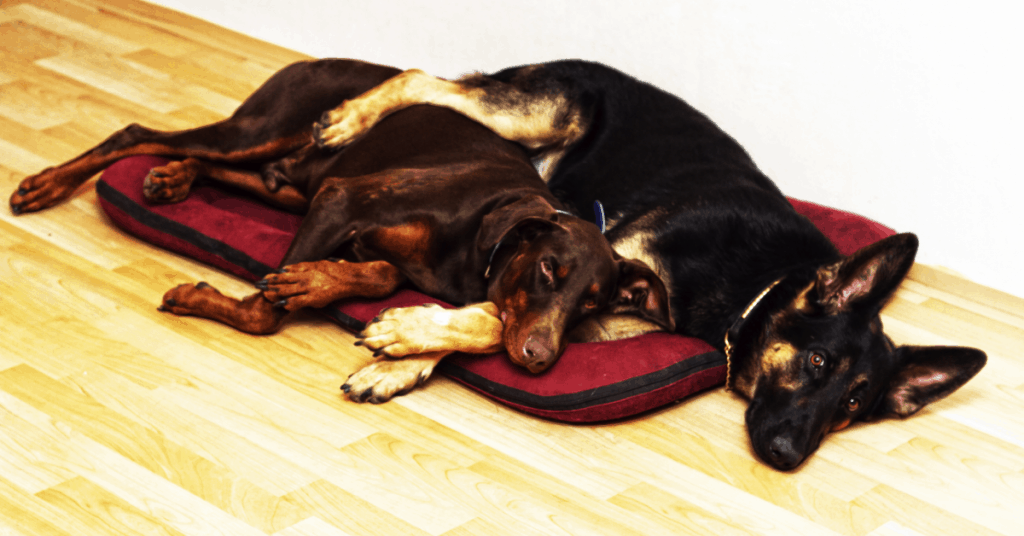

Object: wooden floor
[2,1,1023,534]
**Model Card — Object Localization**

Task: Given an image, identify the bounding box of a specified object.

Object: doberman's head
[726,233,986,470]
[479,195,674,372]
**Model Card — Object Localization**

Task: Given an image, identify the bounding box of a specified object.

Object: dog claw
[11,204,22,215]
[195,281,211,290]
[17,188,27,196]
[255,279,268,290]
[157,304,167,312]
[165,298,177,307]
[274,299,288,308]
[353,339,364,346]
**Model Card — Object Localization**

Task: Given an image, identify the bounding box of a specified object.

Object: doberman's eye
[540,260,555,287]
[846,397,861,412]
[809,353,825,368]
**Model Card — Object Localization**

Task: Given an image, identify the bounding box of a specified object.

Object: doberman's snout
[766,435,803,471]
[522,336,556,373]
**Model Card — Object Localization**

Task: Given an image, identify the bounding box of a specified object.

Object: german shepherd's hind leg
[314,68,587,161]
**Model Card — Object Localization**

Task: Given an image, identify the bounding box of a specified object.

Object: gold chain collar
[723,278,783,391]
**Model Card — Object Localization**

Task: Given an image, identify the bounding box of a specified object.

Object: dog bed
[96,156,895,422]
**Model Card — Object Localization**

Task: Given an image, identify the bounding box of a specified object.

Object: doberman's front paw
[143,160,198,203]
[158,282,219,316]
[257,260,350,311]
[10,168,82,215]
[341,357,440,404]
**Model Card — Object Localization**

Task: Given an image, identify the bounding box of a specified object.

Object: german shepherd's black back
[314,59,987,470]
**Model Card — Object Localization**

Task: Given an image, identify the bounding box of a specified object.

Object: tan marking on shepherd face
[761,340,801,391]
[791,281,816,313]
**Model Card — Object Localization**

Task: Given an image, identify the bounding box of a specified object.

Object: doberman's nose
[767,435,803,471]
[522,337,555,373]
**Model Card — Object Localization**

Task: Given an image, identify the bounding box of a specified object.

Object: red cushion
[96,156,894,422]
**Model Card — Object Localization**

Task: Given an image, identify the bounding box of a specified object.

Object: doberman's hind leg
[10,119,308,215]
[313,68,587,168]
[342,353,447,404]
[143,156,309,212]
[143,158,203,204]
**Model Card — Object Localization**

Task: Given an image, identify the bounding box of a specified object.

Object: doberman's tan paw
[143,159,199,203]
[341,355,444,403]
[356,303,504,358]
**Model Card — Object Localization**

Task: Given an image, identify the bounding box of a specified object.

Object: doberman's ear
[871,345,986,418]
[814,233,918,315]
[478,195,561,251]
[609,258,675,332]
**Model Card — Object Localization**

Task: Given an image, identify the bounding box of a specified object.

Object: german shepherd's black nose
[767,435,802,471]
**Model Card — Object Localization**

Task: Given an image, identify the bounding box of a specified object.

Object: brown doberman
[9,59,672,402]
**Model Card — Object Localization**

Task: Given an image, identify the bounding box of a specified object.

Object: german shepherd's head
[726,233,987,470]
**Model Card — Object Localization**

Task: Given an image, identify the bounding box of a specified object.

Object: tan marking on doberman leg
[342,353,448,403]
[371,221,432,266]
[316,69,586,166]
[358,302,504,358]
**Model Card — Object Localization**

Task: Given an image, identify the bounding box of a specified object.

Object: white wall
[154,0,1024,298]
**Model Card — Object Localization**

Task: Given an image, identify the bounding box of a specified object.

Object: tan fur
[344,353,448,403]
[318,69,587,175]
[567,314,665,343]
[608,209,673,297]
[359,302,504,357]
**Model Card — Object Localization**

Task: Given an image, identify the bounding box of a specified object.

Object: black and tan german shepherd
[313,60,987,470]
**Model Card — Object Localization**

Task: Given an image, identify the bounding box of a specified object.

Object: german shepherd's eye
[846,397,861,412]
[809,352,826,368]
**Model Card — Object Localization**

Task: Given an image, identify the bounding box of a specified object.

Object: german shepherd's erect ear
[872,345,987,418]
[814,233,919,315]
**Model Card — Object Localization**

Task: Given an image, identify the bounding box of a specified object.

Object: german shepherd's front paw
[313,103,376,150]
[355,302,504,358]
[341,355,443,403]
[143,159,199,203]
